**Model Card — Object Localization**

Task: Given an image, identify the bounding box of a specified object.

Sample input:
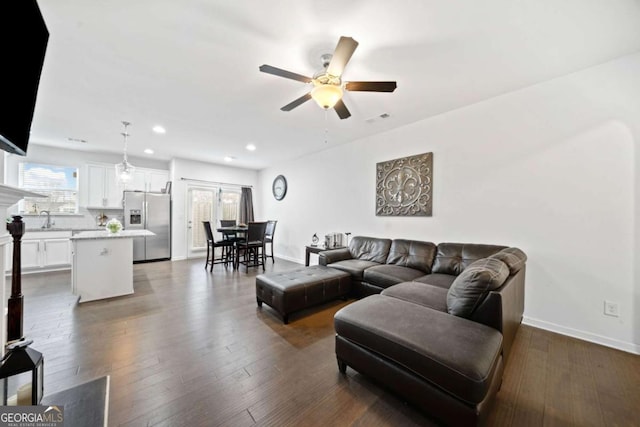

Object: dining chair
[220,219,236,228]
[219,219,238,241]
[203,221,234,271]
[219,219,245,267]
[264,220,277,263]
[236,221,267,272]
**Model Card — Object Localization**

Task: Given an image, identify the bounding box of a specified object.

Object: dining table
[216,225,248,233]
[216,225,248,269]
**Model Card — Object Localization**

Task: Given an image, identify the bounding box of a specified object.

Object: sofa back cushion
[432,243,507,276]
[488,247,527,275]
[446,258,510,318]
[349,236,392,264]
[386,239,437,273]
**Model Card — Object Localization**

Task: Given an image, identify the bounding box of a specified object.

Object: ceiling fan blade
[345,81,397,92]
[280,93,312,111]
[334,99,351,120]
[259,64,312,83]
[326,36,359,77]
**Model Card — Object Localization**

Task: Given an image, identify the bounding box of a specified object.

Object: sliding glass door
[186,185,241,258]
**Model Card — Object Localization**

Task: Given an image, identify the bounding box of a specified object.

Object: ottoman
[256,265,351,323]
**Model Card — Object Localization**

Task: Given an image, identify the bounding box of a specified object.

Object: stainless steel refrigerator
[123,191,171,262]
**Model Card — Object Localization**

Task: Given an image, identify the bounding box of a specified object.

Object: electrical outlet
[604,301,619,317]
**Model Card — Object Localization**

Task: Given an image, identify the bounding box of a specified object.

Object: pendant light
[115,121,135,186]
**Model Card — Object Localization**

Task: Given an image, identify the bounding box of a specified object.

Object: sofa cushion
[327,259,381,280]
[349,236,392,264]
[334,295,503,404]
[381,281,448,312]
[432,243,507,275]
[318,247,352,265]
[447,258,509,318]
[363,265,425,289]
[386,239,437,273]
[414,273,457,289]
[488,247,527,275]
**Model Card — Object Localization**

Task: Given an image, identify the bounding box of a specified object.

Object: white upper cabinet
[130,171,147,192]
[86,164,123,208]
[86,164,106,208]
[85,163,169,208]
[147,170,170,193]
[104,167,124,207]
[130,169,169,192]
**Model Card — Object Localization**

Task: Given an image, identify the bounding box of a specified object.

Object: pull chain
[324,108,329,144]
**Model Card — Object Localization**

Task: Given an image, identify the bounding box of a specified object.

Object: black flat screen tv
[0,0,49,156]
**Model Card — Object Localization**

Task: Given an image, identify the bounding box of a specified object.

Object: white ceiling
[31,0,640,170]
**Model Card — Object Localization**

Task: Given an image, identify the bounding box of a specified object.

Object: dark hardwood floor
[11,258,640,426]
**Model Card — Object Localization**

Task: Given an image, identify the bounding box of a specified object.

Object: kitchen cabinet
[130,168,169,193]
[43,238,72,266]
[71,230,152,302]
[85,163,169,208]
[5,230,72,272]
[86,164,123,208]
[20,240,41,269]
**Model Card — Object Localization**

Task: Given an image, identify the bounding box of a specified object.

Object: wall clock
[272,175,287,201]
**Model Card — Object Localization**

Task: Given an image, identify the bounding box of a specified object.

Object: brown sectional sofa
[320,236,527,426]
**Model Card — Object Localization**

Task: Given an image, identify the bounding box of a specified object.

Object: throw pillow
[488,247,527,275]
[447,258,509,318]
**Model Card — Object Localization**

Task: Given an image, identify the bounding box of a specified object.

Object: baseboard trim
[5,265,71,275]
[523,316,640,355]
[274,254,303,265]
[171,256,187,261]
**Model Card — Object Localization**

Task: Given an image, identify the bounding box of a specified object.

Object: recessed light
[224,156,235,162]
[152,125,166,134]
[144,148,154,154]
[246,144,256,151]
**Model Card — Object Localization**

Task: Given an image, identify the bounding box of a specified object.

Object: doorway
[186,185,241,259]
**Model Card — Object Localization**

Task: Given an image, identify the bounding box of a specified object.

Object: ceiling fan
[259,36,397,120]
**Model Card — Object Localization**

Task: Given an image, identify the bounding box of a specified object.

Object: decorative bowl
[105,218,122,234]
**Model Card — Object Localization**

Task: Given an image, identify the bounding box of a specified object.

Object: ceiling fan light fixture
[260,36,395,119]
[311,84,343,109]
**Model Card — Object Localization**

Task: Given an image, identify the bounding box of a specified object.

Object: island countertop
[70,229,155,240]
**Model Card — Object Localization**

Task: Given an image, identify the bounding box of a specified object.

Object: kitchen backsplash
[16,208,124,230]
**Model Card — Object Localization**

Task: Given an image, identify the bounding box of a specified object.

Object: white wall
[259,52,640,354]
[170,157,259,260]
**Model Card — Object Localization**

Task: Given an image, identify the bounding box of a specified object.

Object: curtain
[239,187,254,224]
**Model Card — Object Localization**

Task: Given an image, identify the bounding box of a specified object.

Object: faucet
[40,210,51,229]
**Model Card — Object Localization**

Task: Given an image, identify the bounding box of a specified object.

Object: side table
[305,245,346,266]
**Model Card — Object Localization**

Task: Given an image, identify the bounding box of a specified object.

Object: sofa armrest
[470,267,525,362]
[319,248,352,266]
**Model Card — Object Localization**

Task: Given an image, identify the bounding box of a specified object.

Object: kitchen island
[71,230,154,303]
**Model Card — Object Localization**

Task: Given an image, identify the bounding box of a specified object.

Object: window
[18,163,79,214]
[220,189,240,221]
